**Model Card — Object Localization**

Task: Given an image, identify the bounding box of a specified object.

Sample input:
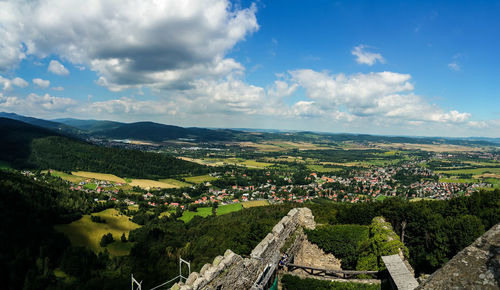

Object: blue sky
[0,0,499,137]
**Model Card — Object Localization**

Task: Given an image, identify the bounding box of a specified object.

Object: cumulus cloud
[0,0,258,91]
[48,60,69,76]
[0,92,77,116]
[351,45,385,66]
[0,76,29,90]
[289,69,470,125]
[33,78,50,89]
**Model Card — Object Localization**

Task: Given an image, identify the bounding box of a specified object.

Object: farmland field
[129,179,177,189]
[436,167,500,176]
[159,178,192,188]
[71,171,126,183]
[241,200,269,208]
[54,208,140,256]
[307,164,342,173]
[184,174,217,183]
[178,207,212,222]
[45,170,86,183]
[216,203,243,215]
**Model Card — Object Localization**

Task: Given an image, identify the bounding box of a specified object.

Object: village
[23,157,491,216]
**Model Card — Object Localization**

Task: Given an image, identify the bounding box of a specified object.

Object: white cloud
[0,0,258,91]
[289,69,470,125]
[0,92,77,116]
[32,78,50,89]
[0,76,29,90]
[448,62,460,71]
[48,60,69,76]
[52,86,64,91]
[351,45,385,66]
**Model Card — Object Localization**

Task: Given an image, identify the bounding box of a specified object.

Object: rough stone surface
[174,208,314,289]
[293,238,341,271]
[417,223,500,290]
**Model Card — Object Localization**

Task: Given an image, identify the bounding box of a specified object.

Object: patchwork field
[71,171,126,183]
[54,208,140,256]
[241,200,269,208]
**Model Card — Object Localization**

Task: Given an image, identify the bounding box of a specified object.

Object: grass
[216,203,243,216]
[46,170,86,183]
[83,183,97,190]
[241,200,269,208]
[129,179,177,189]
[159,178,192,188]
[54,208,140,256]
[307,164,342,173]
[178,207,213,222]
[436,167,500,175]
[184,174,217,184]
[375,195,389,201]
[72,171,126,183]
[439,178,478,183]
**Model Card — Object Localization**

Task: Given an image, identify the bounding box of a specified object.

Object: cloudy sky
[0,0,499,137]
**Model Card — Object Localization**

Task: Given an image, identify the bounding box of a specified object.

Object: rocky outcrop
[417,223,500,290]
[172,207,315,290]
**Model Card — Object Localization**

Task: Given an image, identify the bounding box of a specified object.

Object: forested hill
[0,118,208,179]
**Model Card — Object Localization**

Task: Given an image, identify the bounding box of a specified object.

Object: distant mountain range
[1,112,499,146]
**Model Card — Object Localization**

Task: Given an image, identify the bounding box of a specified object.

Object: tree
[100,233,114,247]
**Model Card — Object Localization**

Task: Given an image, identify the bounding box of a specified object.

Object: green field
[436,167,500,176]
[159,178,192,187]
[45,170,86,183]
[54,208,140,256]
[217,203,243,216]
[307,164,342,173]
[375,195,389,201]
[178,207,213,222]
[72,171,126,183]
[184,174,217,184]
[83,183,97,190]
[439,178,478,183]
[241,200,269,208]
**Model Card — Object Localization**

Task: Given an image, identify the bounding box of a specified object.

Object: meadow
[129,179,177,189]
[54,208,140,256]
[184,174,217,184]
[216,203,243,215]
[241,200,269,208]
[71,171,126,183]
[178,207,212,222]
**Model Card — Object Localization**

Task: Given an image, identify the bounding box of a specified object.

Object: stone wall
[417,223,500,290]
[171,207,316,290]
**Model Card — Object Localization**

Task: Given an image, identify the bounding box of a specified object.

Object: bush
[90,215,106,223]
[305,224,369,269]
[281,274,380,290]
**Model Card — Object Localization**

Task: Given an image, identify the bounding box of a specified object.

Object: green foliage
[305,225,369,269]
[121,233,127,243]
[90,215,106,223]
[28,136,208,179]
[281,274,380,290]
[99,233,114,247]
[356,217,408,272]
